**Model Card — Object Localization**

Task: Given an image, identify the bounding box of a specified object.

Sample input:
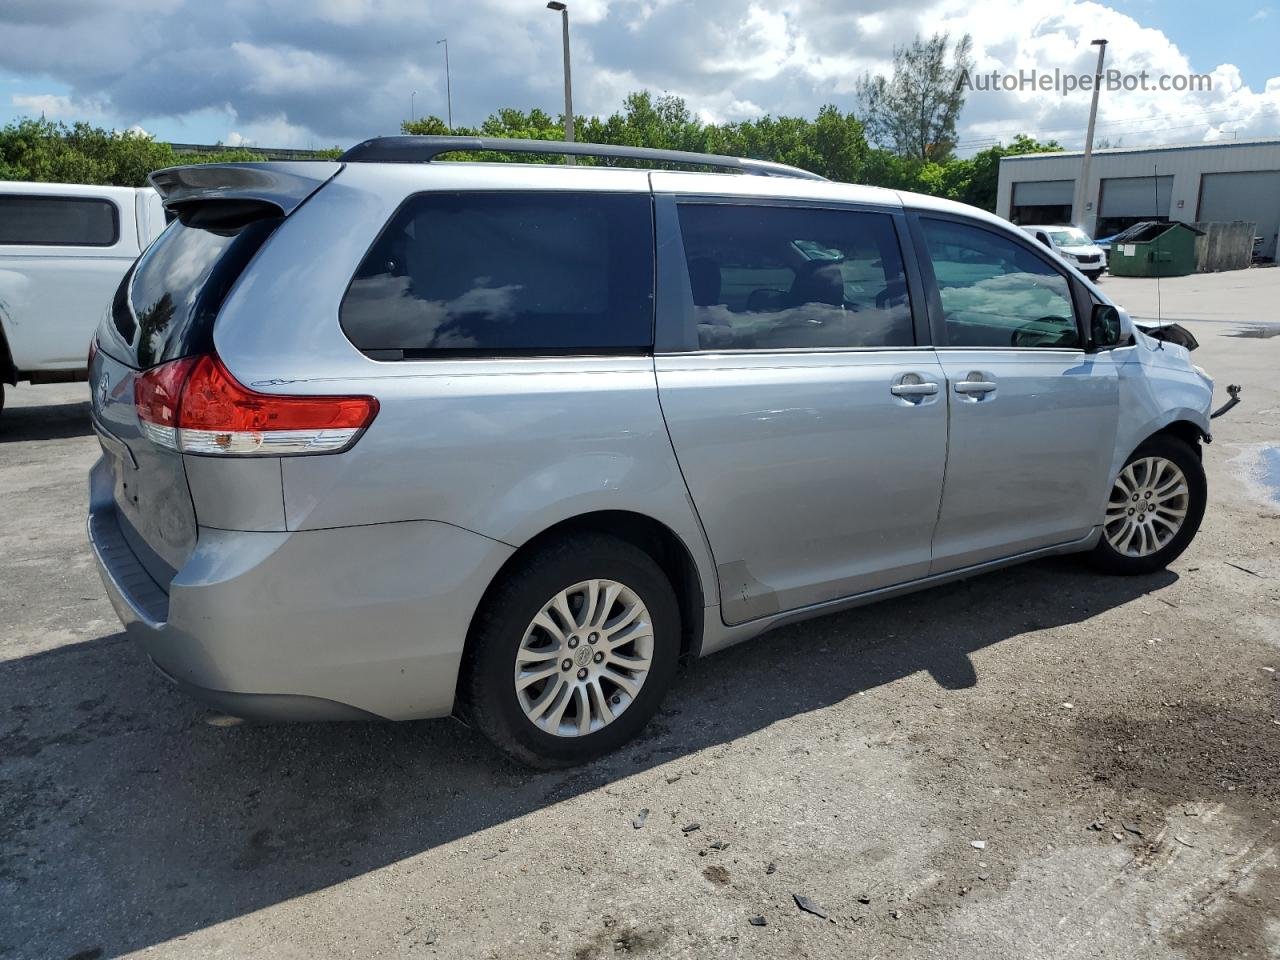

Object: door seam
[649,356,724,614]
[926,348,952,575]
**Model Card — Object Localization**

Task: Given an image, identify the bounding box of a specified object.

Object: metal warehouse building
[996,137,1280,260]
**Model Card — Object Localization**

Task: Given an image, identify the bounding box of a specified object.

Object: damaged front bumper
[1211,384,1243,420]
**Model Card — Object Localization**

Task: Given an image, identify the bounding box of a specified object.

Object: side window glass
[0,195,119,246]
[921,218,1079,349]
[340,192,654,357]
[676,203,914,351]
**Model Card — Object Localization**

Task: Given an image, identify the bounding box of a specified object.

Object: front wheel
[461,534,681,768]
[1089,435,1206,575]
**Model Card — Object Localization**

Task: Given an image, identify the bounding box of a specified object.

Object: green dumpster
[1107,221,1203,278]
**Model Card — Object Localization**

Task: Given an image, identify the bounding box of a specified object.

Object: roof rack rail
[339,136,827,182]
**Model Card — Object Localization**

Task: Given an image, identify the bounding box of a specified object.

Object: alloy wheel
[513,579,654,737]
[1103,456,1190,558]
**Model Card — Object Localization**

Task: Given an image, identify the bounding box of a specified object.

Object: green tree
[957,134,1062,212]
[3,99,1054,215]
[1,117,340,186]
[856,32,974,163]
[0,118,175,185]
[400,115,457,137]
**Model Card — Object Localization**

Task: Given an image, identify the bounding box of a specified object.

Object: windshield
[1047,228,1093,247]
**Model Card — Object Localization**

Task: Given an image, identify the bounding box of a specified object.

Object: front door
[655,198,948,625]
[913,215,1120,572]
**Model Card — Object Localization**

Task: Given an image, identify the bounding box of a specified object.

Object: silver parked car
[88,137,1219,766]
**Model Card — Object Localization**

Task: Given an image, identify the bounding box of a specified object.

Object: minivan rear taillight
[134,354,378,456]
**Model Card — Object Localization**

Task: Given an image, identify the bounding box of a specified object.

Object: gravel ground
[1,269,1277,960]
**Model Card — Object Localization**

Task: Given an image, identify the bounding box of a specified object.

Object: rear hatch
[89,162,338,589]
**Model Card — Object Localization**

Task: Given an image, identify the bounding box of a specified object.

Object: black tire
[461,533,681,768]
[1089,434,1206,576]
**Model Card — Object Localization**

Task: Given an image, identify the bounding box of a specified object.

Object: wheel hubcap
[1103,456,1189,558]
[514,579,654,737]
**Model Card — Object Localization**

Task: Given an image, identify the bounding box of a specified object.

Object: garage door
[1198,170,1280,260]
[1012,180,1074,206]
[1100,176,1173,219]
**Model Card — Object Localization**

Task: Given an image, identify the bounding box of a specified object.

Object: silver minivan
[88,137,1219,766]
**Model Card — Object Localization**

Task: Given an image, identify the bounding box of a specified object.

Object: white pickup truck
[0,181,165,415]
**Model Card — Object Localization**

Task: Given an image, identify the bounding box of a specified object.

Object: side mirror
[1089,303,1124,350]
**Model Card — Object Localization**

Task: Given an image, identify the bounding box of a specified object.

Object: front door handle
[891,382,940,398]
[954,380,997,395]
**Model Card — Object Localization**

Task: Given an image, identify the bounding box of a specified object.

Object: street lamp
[1073,38,1108,235]
[546,1,575,163]
[436,38,453,132]
[410,89,417,123]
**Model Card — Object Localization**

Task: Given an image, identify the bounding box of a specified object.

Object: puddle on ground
[1261,447,1280,503]
[1232,444,1280,506]
[1226,322,1280,339]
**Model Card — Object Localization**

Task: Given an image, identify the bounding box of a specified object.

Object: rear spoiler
[148,162,341,227]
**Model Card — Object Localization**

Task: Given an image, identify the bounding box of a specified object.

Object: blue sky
[1123,0,1275,90]
[1,0,1276,154]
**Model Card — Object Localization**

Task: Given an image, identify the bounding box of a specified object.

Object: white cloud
[224,115,316,149]
[231,42,353,96]
[0,0,1275,153]
[11,92,103,118]
[926,1,1280,151]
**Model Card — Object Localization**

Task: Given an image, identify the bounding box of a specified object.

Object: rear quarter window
[339,191,655,358]
[108,216,281,368]
[0,194,119,246]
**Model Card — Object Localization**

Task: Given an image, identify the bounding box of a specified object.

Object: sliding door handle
[954,380,997,395]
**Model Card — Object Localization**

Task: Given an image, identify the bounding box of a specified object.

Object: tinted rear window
[0,194,118,246]
[110,217,279,368]
[339,191,654,358]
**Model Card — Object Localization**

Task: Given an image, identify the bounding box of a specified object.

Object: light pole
[546,1,575,163]
[410,89,417,123]
[1073,38,1107,236]
[436,38,452,132]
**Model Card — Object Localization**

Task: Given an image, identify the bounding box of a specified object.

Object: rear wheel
[1090,435,1206,575]
[462,533,681,768]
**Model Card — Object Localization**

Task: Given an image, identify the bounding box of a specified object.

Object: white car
[0,181,165,415]
[1021,224,1108,281]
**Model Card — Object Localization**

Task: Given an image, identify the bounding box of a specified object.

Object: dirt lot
[1,269,1277,960]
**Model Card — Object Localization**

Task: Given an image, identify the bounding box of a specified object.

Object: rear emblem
[97,372,110,407]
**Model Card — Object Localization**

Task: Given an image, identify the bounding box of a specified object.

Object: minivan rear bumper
[88,456,515,722]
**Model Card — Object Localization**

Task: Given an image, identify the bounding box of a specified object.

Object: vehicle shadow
[0,399,93,443]
[0,558,1175,958]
